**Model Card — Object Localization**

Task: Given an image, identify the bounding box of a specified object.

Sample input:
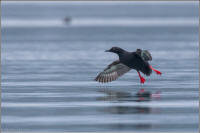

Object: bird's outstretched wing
[141,50,152,61]
[95,60,131,83]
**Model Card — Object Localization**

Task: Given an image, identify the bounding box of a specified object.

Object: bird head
[105,47,124,54]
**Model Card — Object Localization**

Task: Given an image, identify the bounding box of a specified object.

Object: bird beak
[105,50,110,52]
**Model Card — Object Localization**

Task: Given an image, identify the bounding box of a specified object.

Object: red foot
[137,71,146,84]
[140,76,146,84]
[154,70,162,75]
[150,66,162,75]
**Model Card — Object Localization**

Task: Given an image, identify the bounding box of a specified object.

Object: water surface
[2,2,199,132]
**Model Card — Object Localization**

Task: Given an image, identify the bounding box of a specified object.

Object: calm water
[2,2,199,132]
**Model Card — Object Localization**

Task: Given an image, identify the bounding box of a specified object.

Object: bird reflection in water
[97,88,161,114]
[98,88,161,102]
[97,88,161,130]
[136,88,161,102]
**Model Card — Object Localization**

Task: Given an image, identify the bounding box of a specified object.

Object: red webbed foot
[150,66,162,75]
[137,71,146,84]
[154,70,162,75]
[140,76,146,84]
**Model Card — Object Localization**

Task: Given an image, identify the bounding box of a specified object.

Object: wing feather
[95,60,131,83]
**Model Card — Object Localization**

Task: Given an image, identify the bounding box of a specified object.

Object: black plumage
[95,47,160,84]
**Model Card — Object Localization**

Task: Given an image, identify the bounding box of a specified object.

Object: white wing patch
[141,50,152,61]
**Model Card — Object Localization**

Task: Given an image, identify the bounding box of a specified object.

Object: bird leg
[150,65,162,75]
[137,71,146,84]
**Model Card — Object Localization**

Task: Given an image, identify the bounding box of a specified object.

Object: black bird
[64,17,71,24]
[95,47,161,84]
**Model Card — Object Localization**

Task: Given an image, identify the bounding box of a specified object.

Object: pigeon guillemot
[95,47,161,84]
